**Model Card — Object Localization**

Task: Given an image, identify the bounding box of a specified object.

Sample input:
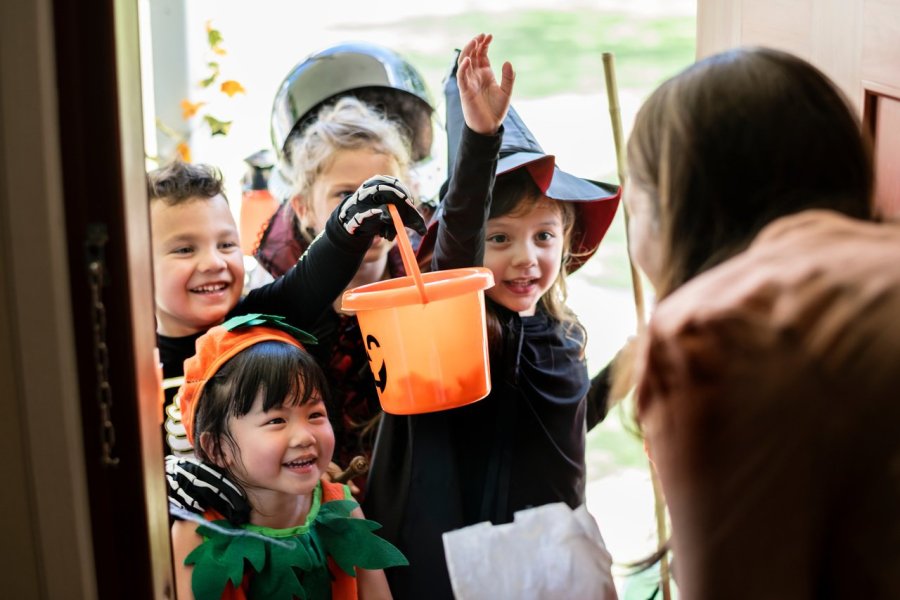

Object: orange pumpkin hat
[178,314,317,446]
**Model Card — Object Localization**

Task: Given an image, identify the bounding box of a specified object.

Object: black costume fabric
[363,126,592,599]
[158,216,372,456]
[252,200,407,494]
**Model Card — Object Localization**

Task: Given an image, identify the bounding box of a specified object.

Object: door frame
[0,0,173,596]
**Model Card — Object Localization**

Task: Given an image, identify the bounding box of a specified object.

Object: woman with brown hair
[624,46,872,299]
[622,47,899,598]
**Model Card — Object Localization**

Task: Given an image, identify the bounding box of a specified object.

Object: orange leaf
[176,142,192,163]
[220,80,246,97]
[212,46,227,56]
[180,99,206,119]
[205,20,213,33]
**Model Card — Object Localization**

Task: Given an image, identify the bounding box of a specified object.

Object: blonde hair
[288,96,412,201]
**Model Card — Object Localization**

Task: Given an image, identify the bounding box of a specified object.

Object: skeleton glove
[332,174,427,241]
[165,454,251,525]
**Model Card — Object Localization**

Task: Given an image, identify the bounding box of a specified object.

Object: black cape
[363,126,590,599]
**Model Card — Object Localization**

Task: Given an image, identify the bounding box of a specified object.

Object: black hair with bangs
[193,341,331,469]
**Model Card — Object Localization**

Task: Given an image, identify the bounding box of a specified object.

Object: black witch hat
[438,49,621,272]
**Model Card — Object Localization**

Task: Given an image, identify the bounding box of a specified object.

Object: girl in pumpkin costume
[170,314,406,600]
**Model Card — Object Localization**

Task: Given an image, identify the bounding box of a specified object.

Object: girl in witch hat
[363,34,621,599]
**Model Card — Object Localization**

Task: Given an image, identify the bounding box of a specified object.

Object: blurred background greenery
[357,9,696,97]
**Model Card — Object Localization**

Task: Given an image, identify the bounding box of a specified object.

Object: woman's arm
[171,519,203,600]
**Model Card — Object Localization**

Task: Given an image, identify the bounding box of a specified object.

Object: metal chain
[86,224,119,467]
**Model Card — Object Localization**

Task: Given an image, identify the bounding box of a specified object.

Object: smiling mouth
[283,457,317,469]
[504,278,537,293]
[190,282,228,294]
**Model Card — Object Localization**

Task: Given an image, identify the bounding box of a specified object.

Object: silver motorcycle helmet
[270,41,435,163]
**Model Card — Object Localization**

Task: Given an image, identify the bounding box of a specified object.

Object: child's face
[292,148,401,267]
[222,392,334,500]
[623,179,663,290]
[151,195,244,336]
[483,198,565,316]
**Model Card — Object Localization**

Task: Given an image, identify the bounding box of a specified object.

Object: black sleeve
[586,359,614,430]
[235,218,369,329]
[431,124,503,271]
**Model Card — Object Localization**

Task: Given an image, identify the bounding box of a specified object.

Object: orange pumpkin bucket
[341,205,494,414]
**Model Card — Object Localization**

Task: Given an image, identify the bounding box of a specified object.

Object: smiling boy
[151,182,243,337]
[147,161,424,456]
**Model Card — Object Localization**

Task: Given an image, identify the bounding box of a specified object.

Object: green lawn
[342,9,695,98]
[588,395,648,476]
[582,209,634,290]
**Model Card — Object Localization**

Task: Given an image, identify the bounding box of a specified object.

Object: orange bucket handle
[387,204,428,303]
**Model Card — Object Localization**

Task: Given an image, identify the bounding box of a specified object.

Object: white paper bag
[443,503,617,599]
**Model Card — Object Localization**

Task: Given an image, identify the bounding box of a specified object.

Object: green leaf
[221,314,318,345]
[207,28,224,48]
[231,534,267,575]
[186,521,266,600]
[221,313,266,330]
[249,534,326,600]
[203,115,232,136]
[199,63,221,88]
[316,501,409,575]
[186,518,332,600]
[181,485,406,599]
[199,73,218,88]
[249,551,306,600]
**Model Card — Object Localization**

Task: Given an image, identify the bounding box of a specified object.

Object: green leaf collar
[184,483,407,600]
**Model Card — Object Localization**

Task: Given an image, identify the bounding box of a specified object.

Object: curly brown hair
[146,160,226,205]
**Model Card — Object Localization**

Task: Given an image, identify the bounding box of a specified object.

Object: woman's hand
[457,33,516,135]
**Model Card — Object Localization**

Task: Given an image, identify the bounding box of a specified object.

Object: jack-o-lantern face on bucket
[365,334,387,394]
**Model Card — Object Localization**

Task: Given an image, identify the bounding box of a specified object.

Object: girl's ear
[199,432,227,468]
[291,194,320,241]
[291,194,310,226]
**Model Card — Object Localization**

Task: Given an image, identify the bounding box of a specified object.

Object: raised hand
[333,174,427,240]
[457,33,516,135]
